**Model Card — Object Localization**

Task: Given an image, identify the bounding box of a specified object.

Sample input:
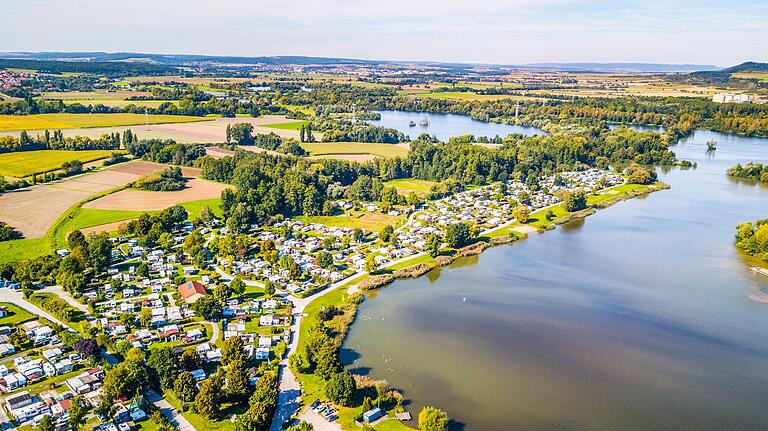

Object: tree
[235,401,270,431]
[139,308,153,327]
[68,396,87,431]
[174,371,198,402]
[361,396,372,413]
[181,348,201,371]
[512,205,530,223]
[288,422,314,431]
[192,296,222,320]
[195,375,223,418]
[230,277,246,297]
[9,329,30,348]
[625,162,658,185]
[418,406,448,431]
[444,222,471,248]
[562,190,587,212]
[214,282,234,302]
[38,415,55,431]
[380,225,395,243]
[74,338,100,361]
[315,344,342,380]
[87,233,112,273]
[325,371,356,406]
[316,251,333,269]
[425,233,441,258]
[353,228,366,243]
[226,359,249,400]
[148,345,179,390]
[221,336,245,366]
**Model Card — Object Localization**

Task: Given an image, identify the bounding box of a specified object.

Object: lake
[341,129,768,431]
[370,110,544,140]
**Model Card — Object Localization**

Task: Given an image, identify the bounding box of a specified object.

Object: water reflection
[342,129,768,431]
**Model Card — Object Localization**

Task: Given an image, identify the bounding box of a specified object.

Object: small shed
[363,407,384,424]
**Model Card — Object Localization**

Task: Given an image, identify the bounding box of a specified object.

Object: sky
[2,0,767,66]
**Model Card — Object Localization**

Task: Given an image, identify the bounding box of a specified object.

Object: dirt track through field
[0,161,164,238]
[83,178,229,211]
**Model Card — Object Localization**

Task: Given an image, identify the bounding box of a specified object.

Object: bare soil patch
[80,219,136,236]
[0,160,162,238]
[84,178,229,211]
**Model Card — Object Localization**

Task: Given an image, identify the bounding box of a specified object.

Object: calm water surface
[341,130,768,431]
[370,110,544,140]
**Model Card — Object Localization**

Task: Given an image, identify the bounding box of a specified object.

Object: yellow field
[0,149,119,177]
[383,178,438,196]
[0,113,208,131]
[301,142,410,158]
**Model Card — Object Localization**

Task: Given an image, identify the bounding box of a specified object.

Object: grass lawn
[0,237,51,264]
[0,113,207,132]
[261,121,309,130]
[385,253,434,271]
[164,390,243,431]
[383,178,438,196]
[297,212,403,232]
[0,149,119,177]
[374,419,416,431]
[301,142,409,159]
[0,302,37,325]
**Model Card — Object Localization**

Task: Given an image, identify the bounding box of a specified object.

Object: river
[369,110,544,140]
[341,129,768,431]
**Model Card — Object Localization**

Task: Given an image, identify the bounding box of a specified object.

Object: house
[0,306,7,318]
[2,372,27,391]
[190,369,206,382]
[255,348,270,361]
[178,280,207,303]
[259,315,278,327]
[65,368,104,394]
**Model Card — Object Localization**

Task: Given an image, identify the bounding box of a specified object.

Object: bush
[562,190,587,212]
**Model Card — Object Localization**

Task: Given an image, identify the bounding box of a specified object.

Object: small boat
[751,266,768,277]
[419,117,429,126]
[408,121,416,127]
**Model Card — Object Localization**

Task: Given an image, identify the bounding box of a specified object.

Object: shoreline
[280,180,670,430]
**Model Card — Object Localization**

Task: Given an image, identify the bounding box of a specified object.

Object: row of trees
[0,129,123,154]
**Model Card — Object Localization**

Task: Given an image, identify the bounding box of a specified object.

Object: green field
[0,303,37,326]
[383,178,438,196]
[0,113,207,132]
[261,121,309,130]
[301,142,409,158]
[0,237,50,264]
[0,149,119,177]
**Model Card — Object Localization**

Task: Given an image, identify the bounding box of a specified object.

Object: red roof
[179,280,207,300]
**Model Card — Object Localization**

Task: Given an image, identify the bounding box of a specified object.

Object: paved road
[0,288,75,331]
[145,389,196,431]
